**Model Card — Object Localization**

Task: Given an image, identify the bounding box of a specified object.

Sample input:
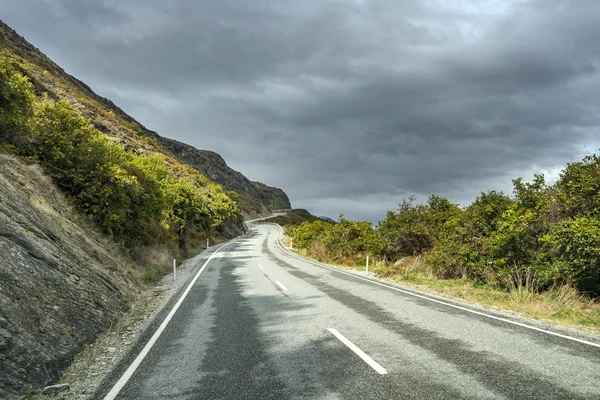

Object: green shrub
[538,216,600,295]
[0,57,34,135]
[26,99,237,249]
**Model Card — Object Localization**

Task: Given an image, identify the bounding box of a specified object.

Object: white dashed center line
[328,328,388,375]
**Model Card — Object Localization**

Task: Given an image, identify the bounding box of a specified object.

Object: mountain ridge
[0,19,291,218]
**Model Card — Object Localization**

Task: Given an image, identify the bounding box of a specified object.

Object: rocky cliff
[0,155,143,399]
[158,137,291,218]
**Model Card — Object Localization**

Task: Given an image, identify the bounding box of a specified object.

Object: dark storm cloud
[3,0,600,221]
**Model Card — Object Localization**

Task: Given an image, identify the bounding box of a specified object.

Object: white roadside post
[366,255,369,276]
[290,238,293,249]
[206,238,209,249]
[173,259,177,282]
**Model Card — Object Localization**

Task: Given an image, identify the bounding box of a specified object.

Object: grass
[286,237,600,335]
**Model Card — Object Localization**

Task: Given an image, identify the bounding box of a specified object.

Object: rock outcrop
[158,137,291,218]
[0,156,142,399]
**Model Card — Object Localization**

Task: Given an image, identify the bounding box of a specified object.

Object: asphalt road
[100,223,600,399]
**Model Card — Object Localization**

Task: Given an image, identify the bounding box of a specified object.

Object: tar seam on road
[265,223,600,349]
[103,241,234,400]
[275,280,288,291]
[327,328,388,375]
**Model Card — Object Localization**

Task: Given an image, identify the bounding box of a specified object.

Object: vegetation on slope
[0,56,240,275]
[285,159,600,330]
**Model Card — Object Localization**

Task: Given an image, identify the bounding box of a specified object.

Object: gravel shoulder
[31,249,214,400]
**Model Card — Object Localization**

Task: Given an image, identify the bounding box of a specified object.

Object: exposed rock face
[0,156,140,399]
[158,137,291,218]
[250,181,291,212]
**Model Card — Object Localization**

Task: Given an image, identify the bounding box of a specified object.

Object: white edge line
[275,280,288,291]
[328,328,388,375]
[265,223,600,349]
[103,242,233,400]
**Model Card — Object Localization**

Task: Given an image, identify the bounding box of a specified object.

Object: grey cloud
[3,0,600,222]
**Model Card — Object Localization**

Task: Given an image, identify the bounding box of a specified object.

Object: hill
[0,20,290,220]
[157,137,290,218]
[0,155,144,399]
[0,19,292,399]
[266,209,332,228]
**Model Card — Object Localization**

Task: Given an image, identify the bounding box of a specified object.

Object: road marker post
[173,259,177,282]
[290,238,293,249]
[366,256,369,276]
[206,238,209,249]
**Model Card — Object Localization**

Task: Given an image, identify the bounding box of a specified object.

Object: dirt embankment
[0,155,145,399]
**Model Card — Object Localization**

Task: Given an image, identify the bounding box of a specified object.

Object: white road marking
[103,242,233,400]
[268,224,600,349]
[258,264,264,270]
[328,328,388,375]
[275,280,288,291]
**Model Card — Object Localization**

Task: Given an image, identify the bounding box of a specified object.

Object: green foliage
[538,216,600,294]
[468,190,513,236]
[321,216,384,259]
[290,162,600,298]
[378,195,461,259]
[0,57,34,135]
[289,219,332,249]
[227,190,239,203]
[556,155,600,218]
[7,98,238,250]
[289,215,384,263]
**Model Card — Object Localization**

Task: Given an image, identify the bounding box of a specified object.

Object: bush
[289,216,383,262]
[0,57,34,136]
[538,216,600,295]
[378,195,461,259]
[24,100,237,249]
[556,154,600,218]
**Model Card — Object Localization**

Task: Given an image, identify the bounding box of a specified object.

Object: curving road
[97,223,600,399]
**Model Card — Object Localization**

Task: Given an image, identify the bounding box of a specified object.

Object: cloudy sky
[3,0,600,222]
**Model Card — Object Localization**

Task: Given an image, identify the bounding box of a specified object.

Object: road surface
[97,223,600,399]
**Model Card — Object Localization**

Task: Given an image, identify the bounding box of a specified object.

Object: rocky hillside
[0,19,290,218]
[0,19,293,399]
[0,155,143,400]
[158,137,290,218]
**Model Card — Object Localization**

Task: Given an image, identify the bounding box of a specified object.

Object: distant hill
[267,209,334,227]
[157,137,290,218]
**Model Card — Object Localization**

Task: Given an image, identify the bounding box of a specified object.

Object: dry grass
[290,247,600,335]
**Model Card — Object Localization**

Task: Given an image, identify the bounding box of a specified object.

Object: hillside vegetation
[1,57,240,263]
[287,159,600,330]
[0,19,290,221]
